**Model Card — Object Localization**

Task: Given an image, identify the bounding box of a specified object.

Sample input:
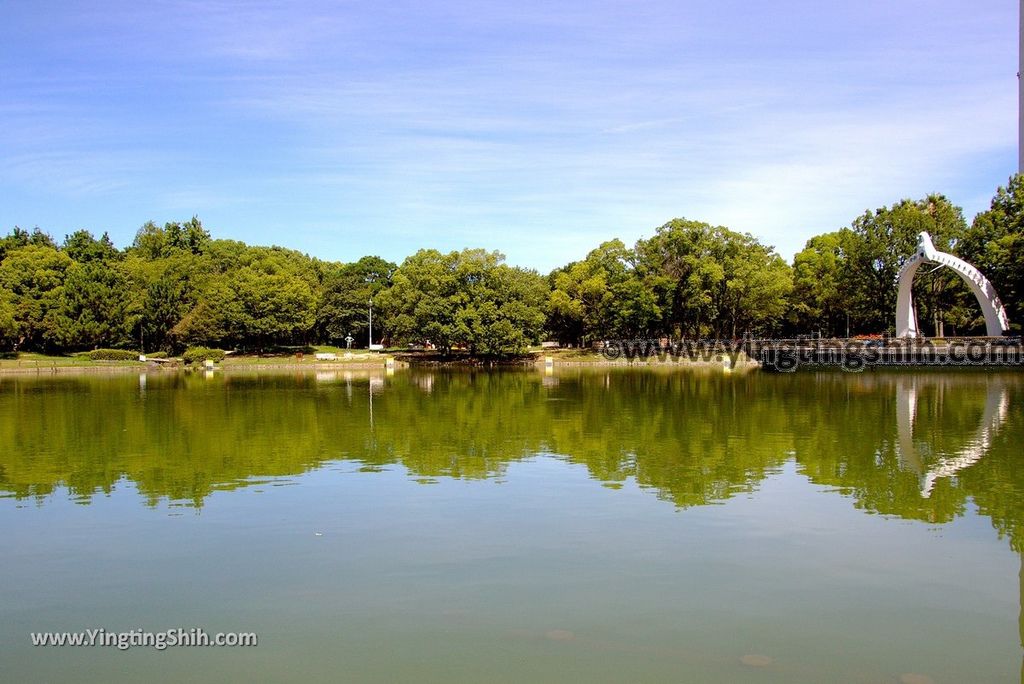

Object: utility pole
[368,298,373,349]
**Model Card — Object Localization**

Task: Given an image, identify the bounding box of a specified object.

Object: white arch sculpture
[895,232,1010,338]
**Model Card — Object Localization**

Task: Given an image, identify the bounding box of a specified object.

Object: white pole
[368,298,373,348]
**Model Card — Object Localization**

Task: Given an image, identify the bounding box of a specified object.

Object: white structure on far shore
[895,232,1010,338]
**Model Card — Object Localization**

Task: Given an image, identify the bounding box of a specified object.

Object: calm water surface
[1,368,1022,683]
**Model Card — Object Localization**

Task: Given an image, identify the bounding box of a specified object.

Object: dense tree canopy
[378,248,547,356]
[0,177,1022,355]
[789,193,1015,337]
[547,240,655,347]
[317,256,396,347]
[789,230,855,337]
[552,221,793,341]
[0,244,73,350]
[962,175,1024,329]
[0,289,16,348]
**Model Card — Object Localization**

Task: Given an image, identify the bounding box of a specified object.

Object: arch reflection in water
[896,376,1011,498]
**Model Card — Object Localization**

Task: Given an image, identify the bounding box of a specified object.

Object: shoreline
[2,358,1021,376]
[0,355,759,375]
[0,361,399,375]
[8,350,1021,375]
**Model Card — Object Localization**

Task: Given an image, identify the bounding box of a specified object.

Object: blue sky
[0,1,1017,272]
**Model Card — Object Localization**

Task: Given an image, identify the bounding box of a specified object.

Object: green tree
[317,256,395,346]
[28,228,57,249]
[608,276,662,339]
[842,195,967,335]
[165,216,211,255]
[379,249,546,356]
[455,259,547,356]
[0,227,31,262]
[547,258,613,347]
[62,230,120,264]
[547,239,661,345]
[635,219,790,338]
[232,268,318,347]
[124,252,203,352]
[962,174,1024,333]
[635,219,726,337]
[49,261,136,350]
[128,231,323,352]
[0,289,16,349]
[130,217,210,260]
[719,235,792,337]
[171,267,317,350]
[789,230,855,337]
[0,244,73,350]
[131,221,170,260]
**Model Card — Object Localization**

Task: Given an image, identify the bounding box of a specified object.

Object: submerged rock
[545,629,575,642]
[899,674,935,684]
[739,654,773,667]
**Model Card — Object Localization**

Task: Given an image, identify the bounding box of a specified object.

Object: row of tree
[791,182,1024,338]
[2,177,1023,356]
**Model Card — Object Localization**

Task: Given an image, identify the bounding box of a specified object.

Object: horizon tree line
[2,176,1023,357]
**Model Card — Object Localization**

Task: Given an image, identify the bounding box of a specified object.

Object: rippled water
[1,368,1022,683]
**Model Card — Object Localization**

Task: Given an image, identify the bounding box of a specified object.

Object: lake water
[1,368,1022,683]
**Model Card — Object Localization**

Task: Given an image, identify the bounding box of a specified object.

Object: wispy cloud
[0,1,1017,270]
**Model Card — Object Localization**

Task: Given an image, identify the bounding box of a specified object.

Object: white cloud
[0,1,1017,269]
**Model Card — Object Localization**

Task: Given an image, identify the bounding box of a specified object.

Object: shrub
[182,347,227,365]
[146,351,168,359]
[88,349,141,361]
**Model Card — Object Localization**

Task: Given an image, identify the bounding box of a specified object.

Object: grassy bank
[0,348,399,374]
[1,346,757,374]
[0,352,143,372]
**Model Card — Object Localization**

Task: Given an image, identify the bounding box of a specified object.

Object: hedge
[182,347,227,365]
[88,349,141,361]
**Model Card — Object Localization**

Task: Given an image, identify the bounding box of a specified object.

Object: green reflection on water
[2,368,1024,683]
[1,369,1021,547]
